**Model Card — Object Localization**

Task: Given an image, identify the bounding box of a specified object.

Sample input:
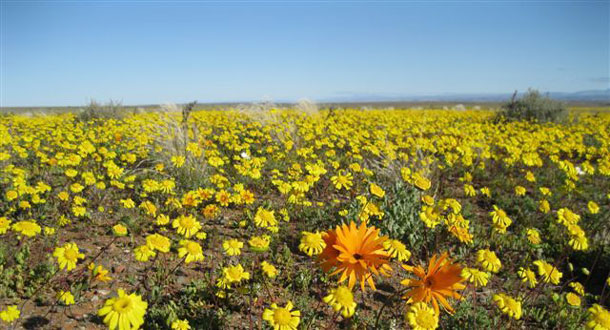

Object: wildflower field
[0,107,609,329]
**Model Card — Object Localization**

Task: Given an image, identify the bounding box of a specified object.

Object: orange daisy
[401,252,466,315]
[319,229,340,273]
[318,221,391,291]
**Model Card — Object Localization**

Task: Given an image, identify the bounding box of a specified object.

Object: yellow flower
[565,292,581,307]
[0,305,20,323]
[586,304,609,329]
[493,293,522,320]
[539,199,550,213]
[383,239,411,262]
[172,215,201,238]
[58,216,71,227]
[261,261,278,278]
[369,183,385,198]
[569,282,585,296]
[514,185,526,196]
[249,235,270,252]
[53,242,85,271]
[74,196,86,206]
[400,167,412,182]
[557,208,580,225]
[70,183,84,193]
[476,249,501,273]
[65,168,78,178]
[299,231,326,256]
[178,240,205,264]
[72,205,87,217]
[202,204,220,219]
[57,290,75,305]
[526,228,541,245]
[222,263,250,284]
[588,201,600,214]
[146,233,171,253]
[89,263,112,282]
[420,205,441,228]
[464,184,476,197]
[171,319,191,330]
[461,267,490,287]
[222,239,243,256]
[569,235,589,251]
[254,207,277,228]
[5,190,18,201]
[323,286,357,318]
[406,302,438,330]
[533,260,563,285]
[422,195,435,206]
[57,191,70,201]
[412,173,431,191]
[12,220,41,238]
[215,190,231,207]
[134,244,156,262]
[98,289,148,330]
[120,199,135,209]
[0,217,12,234]
[160,180,175,194]
[490,205,511,233]
[518,267,537,288]
[156,214,170,226]
[330,170,353,190]
[139,201,157,216]
[262,301,301,330]
[112,224,128,237]
[171,155,185,168]
[19,200,32,210]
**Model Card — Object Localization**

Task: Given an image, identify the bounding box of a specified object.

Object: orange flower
[319,229,340,272]
[401,252,465,315]
[318,221,391,291]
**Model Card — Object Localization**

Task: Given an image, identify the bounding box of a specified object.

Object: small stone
[97,289,110,296]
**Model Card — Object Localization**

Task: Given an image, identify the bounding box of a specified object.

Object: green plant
[76,99,126,122]
[379,181,424,250]
[497,89,568,123]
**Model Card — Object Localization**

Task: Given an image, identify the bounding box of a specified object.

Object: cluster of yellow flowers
[0,108,609,329]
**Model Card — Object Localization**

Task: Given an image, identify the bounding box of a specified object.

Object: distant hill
[323,89,610,103]
[548,89,610,101]
[1,89,608,113]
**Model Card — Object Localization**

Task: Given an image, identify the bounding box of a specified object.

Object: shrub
[150,103,209,189]
[76,99,126,122]
[498,89,568,123]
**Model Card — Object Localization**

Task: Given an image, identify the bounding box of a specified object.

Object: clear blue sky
[1,1,608,106]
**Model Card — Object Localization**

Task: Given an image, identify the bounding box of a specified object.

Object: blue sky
[1,1,608,106]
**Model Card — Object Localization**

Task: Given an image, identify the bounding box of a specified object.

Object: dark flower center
[353,253,363,260]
